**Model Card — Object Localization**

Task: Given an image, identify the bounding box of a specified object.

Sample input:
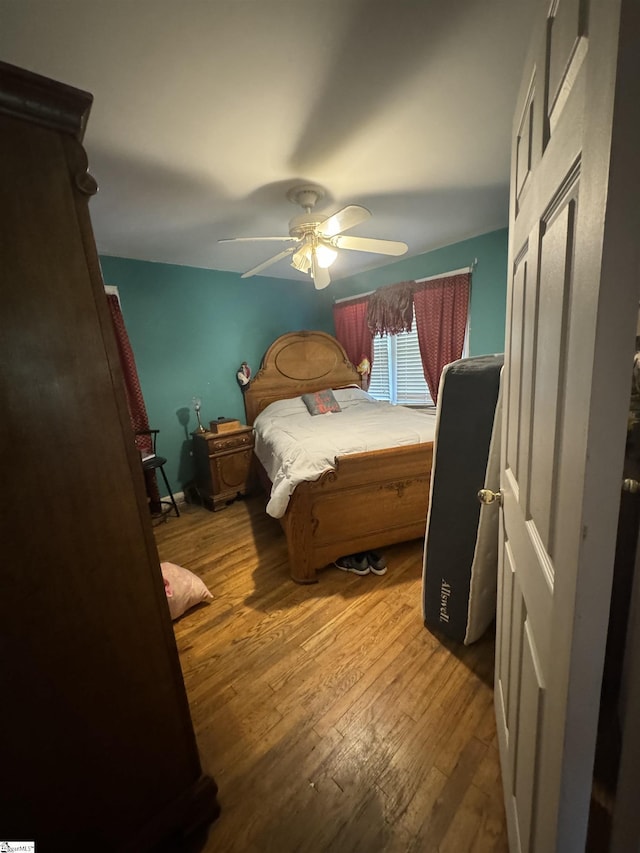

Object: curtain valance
[366,281,415,336]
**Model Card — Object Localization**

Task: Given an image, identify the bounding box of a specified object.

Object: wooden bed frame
[244,330,433,583]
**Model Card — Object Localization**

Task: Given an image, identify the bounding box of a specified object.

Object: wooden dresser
[0,62,219,849]
[193,426,254,510]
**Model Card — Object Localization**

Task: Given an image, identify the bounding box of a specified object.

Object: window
[368,313,434,406]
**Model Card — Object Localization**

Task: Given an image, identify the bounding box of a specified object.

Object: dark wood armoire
[0,62,219,850]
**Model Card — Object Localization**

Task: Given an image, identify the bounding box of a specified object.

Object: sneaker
[334,553,370,575]
[366,551,387,575]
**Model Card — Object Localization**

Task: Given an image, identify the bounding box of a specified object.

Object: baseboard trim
[160,490,187,506]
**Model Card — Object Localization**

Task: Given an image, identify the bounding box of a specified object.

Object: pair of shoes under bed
[334,551,387,576]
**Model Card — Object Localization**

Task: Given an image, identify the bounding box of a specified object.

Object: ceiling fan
[219,184,408,290]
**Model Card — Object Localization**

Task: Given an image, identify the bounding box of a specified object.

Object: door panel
[530,191,576,554]
[495,0,639,850]
[505,251,526,483]
[546,0,588,133]
[515,78,535,207]
[514,619,544,852]
[505,546,523,778]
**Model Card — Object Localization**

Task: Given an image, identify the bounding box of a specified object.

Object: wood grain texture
[279,442,433,583]
[192,427,255,510]
[154,498,507,852]
[1,61,218,850]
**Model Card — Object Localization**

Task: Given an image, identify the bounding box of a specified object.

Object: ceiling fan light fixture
[315,242,338,269]
[225,184,398,285]
[291,243,312,273]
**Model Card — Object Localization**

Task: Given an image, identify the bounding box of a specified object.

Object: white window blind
[369,315,434,406]
[369,336,390,400]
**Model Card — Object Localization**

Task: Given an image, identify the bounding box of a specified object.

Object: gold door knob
[622,479,640,494]
[478,488,503,506]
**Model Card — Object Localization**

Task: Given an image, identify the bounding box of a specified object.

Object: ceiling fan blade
[319,204,371,238]
[241,247,296,278]
[311,253,331,290]
[333,235,408,256]
[219,236,298,243]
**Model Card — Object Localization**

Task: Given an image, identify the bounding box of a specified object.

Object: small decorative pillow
[302,389,342,415]
[160,561,213,620]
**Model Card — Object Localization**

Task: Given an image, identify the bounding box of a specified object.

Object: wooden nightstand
[192,426,254,511]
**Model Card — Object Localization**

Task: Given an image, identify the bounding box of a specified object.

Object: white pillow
[332,387,376,404]
[160,561,213,620]
[255,396,308,422]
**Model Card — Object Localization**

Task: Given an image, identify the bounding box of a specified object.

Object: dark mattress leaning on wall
[422,354,504,645]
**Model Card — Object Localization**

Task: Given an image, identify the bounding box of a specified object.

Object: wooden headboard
[243,330,363,425]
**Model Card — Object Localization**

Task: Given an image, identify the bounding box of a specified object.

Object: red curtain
[106,294,160,508]
[333,296,373,389]
[413,273,470,404]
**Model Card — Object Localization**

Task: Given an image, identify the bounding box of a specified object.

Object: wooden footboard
[278,442,433,583]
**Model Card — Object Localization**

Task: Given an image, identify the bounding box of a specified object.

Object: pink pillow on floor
[160,561,212,620]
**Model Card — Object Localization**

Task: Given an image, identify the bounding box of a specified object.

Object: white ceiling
[1,0,536,282]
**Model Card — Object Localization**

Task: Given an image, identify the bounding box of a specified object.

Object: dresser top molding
[0,60,93,140]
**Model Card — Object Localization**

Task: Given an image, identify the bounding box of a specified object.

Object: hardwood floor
[153,497,508,852]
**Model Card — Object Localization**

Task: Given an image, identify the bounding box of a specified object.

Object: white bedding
[253,387,437,518]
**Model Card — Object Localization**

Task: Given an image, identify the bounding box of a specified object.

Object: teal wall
[99,256,332,492]
[100,227,507,494]
[330,228,508,357]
